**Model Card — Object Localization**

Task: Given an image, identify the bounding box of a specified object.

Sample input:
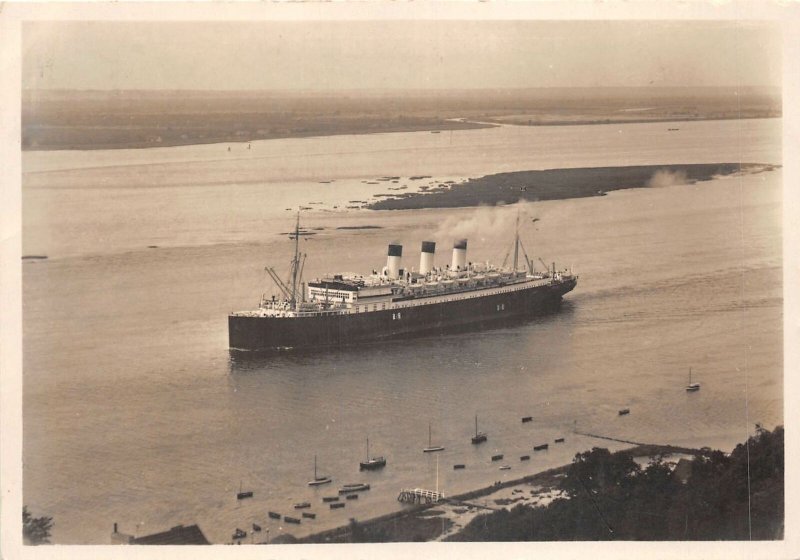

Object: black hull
[229,277,576,352]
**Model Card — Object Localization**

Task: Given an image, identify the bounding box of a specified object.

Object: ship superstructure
[229,214,577,351]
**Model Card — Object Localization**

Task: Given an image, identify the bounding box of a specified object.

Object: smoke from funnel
[647,169,688,189]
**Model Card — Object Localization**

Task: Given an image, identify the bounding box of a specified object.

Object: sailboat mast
[290,212,301,310]
[513,212,520,272]
[475,415,478,437]
[429,423,432,446]
[314,455,317,479]
[366,438,369,461]
[435,455,439,495]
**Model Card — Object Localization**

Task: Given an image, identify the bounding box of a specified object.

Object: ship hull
[229,277,576,352]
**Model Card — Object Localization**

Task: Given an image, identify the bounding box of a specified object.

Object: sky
[22,20,782,91]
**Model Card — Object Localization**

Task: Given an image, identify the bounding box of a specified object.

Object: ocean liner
[229,214,577,352]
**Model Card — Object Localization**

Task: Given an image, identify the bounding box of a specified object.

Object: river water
[22,118,782,543]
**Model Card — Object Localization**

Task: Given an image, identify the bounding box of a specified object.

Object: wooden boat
[284,516,301,525]
[330,502,346,509]
[338,483,370,494]
[308,455,332,486]
[554,437,565,443]
[322,496,339,503]
[359,438,387,471]
[686,368,701,392]
[453,464,466,470]
[521,416,533,423]
[520,455,530,461]
[252,523,262,532]
[619,408,631,416]
[236,481,253,500]
[346,494,359,500]
[423,423,445,453]
[232,528,247,540]
[293,502,311,509]
[302,512,316,519]
[491,454,504,461]
[499,465,511,470]
[534,444,549,451]
[471,415,487,444]
[268,511,281,520]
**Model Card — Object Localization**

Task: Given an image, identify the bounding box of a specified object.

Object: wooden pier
[397,488,445,504]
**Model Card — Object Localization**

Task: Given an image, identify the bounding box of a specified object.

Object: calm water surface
[22,120,782,543]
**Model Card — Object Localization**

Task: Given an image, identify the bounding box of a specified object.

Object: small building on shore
[111,522,210,545]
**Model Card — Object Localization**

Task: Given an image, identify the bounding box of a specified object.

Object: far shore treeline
[447,426,784,541]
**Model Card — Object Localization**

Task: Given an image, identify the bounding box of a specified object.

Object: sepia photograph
[2,3,798,558]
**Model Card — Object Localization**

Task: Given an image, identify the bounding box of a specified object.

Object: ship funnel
[386,243,403,279]
[451,239,467,271]
[419,241,436,275]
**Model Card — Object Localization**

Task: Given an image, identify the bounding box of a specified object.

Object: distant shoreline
[485,115,779,128]
[21,116,780,152]
[368,162,777,211]
[22,86,780,151]
[21,120,492,152]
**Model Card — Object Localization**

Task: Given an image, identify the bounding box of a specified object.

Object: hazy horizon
[23,85,782,94]
[24,21,781,92]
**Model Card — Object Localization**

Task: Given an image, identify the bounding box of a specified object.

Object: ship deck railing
[391,274,566,303]
[393,274,553,300]
[233,305,351,318]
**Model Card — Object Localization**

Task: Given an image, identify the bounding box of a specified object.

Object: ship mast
[512,210,520,273]
[290,211,301,310]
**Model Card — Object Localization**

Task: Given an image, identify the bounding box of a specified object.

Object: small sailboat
[307,455,332,486]
[471,415,487,444]
[236,481,253,500]
[359,438,387,471]
[423,423,445,453]
[686,367,701,392]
